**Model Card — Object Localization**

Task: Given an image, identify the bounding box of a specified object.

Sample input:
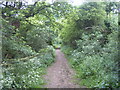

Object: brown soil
[43,49,82,88]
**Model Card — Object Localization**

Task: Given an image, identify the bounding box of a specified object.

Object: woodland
[0,0,119,88]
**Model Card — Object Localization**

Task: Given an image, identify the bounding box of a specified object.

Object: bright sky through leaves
[26,0,119,5]
[27,0,84,6]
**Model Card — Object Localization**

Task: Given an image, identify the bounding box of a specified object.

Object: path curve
[44,49,80,88]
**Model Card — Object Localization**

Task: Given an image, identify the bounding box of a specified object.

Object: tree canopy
[1,1,119,88]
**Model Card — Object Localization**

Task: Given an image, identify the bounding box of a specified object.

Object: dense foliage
[1,1,69,88]
[1,46,55,88]
[0,1,119,89]
[61,2,119,88]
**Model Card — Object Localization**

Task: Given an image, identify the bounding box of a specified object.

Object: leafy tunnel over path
[1,1,119,88]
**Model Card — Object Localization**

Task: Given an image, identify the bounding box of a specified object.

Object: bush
[1,46,55,88]
[62,30,119,88]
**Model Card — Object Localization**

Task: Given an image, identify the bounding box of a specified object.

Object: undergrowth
[61,30,119,88]
[1,46,55,88]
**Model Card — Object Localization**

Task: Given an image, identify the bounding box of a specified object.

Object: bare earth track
[44,49,81,88]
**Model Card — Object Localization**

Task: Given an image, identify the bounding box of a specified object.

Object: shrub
[62,30,119,88]
[1,46,55,88]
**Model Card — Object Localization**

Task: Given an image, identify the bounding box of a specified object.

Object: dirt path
[44,49,80,88]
